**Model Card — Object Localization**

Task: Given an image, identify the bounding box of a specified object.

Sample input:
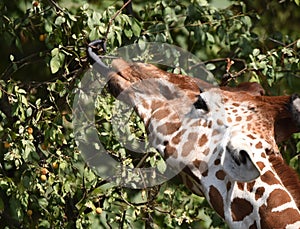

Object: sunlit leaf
[55,16,66,26]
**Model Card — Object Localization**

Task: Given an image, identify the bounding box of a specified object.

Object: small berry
[52,162,59,170]
[4,141,11,149]
[40,168,48,175]
[27,209,33,216]
[27,127,33,135]
[95,207,102,214]
[40,174,47,182]
[33,1,39,7]
[39,34,46,42]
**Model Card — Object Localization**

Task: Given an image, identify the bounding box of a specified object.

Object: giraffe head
[108,59,298,178]
[106,59,300,228]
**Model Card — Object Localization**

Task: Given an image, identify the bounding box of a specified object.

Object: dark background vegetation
[0,0,299,228]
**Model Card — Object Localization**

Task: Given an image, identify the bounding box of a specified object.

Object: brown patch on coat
[164,144,178,159]
[255,187,265,200]
[198,134,208,147]
[209,186,225,218]
[156,122,181,135]
[255,142,263,149]
[231,198,253,221]
[171,130,186,145]
[182,132,198,156]
[260,171,281,186]
[216,170,226,180]
[256,162,265,170]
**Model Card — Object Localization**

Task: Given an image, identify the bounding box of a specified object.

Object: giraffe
[88,41,300,229]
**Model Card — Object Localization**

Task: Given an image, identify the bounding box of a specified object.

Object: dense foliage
[0,0,300,228]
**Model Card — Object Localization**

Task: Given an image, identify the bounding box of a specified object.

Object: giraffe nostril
[239,150,249,164]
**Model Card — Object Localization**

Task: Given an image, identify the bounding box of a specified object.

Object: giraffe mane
[269,154,300,209]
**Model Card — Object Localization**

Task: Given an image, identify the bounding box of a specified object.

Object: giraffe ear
[221,140,260,182]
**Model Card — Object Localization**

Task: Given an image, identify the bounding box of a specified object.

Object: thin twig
[47,0,64,12]
[105,0,132,40]
[268,37,285,46]
[1,50,49,80]
[285,39,300,48]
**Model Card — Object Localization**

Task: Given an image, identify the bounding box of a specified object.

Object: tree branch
[105,0,132,40]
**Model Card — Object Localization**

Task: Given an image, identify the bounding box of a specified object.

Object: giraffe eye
[193,95,208,111]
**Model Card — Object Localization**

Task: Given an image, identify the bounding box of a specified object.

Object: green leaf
[132,19,141,37]
[20,95,28,106]
[22,175,30,188]
[92,12,102,24]
[50,56,61,74]
[38,198,49,209]
[115,31,122,46]
[157,158,167,173]
[9,197,22,220]
[15,37,23,52]
[55,16,66,26]
[51,48,59,56]
[241,16,252,27]
[124,29,133,39]
[50,48,65,74]
[89,27,100,41]
[82,3,89,10]
[282,47,293,56]
[23,140,32,161]
[67,13,77,22]
[253,48,260,56]
[296,39,300,48]
[295,0,300,6]
[16,88,26,94]
[39,220,51,228]
[45,20,53,33]
[206,63,216,70]
[206,32,215,43]
[155,33,166,42]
